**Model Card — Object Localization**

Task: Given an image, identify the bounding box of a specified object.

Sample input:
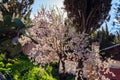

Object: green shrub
[0,54,57,80]
[0,62,4,67]
[22,67,56,80]
[44,63,60,80]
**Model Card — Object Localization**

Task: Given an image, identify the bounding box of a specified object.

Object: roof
[100,44,120,61]
[100,44,120,52]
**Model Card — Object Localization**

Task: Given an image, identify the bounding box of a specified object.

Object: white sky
[30,0,64,19]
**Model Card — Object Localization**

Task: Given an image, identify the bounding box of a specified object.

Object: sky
[105,0,120,33]
[30,0,64,19]
[30,0,120,33]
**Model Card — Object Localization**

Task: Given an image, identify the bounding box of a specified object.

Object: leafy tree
[0,0,34,19]
[114,31,120,44]
[0,0,34,58]
[90,24,115,49]
[0,0,34,79]
[64,0,112,34]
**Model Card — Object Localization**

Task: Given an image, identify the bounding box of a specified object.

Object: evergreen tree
[64,0,112,34]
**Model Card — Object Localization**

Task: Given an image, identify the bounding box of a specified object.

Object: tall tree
[64,0,112,34]
[0,0,34,58]
[0,0,34,19]
[90,24,115,50]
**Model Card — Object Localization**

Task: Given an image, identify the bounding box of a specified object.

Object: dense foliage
[64,0,112,33]
[0,0,34,19]
[0,0,34,58]
[0,0,120,80]
[0,54,58,80]
[0,0,39,80]
[90,24,116,49]
[20,8,65,64]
